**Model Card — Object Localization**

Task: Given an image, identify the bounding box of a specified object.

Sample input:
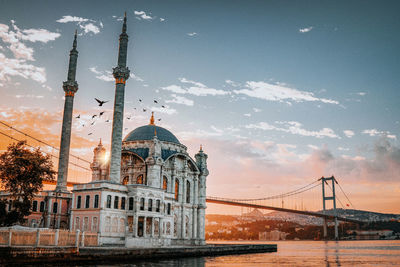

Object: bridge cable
[0,130,91,171]
[335,180,356,209]
[0,120,91,164]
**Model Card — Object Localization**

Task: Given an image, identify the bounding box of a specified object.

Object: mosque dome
[123,113,180,144]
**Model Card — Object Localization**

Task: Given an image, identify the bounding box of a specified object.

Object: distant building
[259,230,288,241]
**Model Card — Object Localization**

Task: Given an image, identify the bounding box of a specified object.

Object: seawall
[0,244,277,265]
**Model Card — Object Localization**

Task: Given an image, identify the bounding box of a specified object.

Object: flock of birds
[77,98,165,136]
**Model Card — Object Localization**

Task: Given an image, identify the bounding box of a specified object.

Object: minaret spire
[56,32,79,192]
[109,13,130,183]
[149,112,155,125]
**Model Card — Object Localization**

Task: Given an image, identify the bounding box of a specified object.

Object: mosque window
[40,201,45,212]
[94,195,99,208]
[162,176,168,191]
[136,175,143,185]
[156,200,160,212]
[77,196,81,209]
[32,200,38,212]
[85,195,90,208]
[121,197,126,210]
[175,179,179,201]
[106,195,112,208]
[75,217,80,230]
[167,203,171,215]
[53,202,58,213]
[148,199,153,211]
[114,196,119,209]
[186,181,191,204]
[122,176,129,185]
[129,197,134,210]
[140,198,145,210]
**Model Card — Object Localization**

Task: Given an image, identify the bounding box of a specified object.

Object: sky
[0,0,399,214]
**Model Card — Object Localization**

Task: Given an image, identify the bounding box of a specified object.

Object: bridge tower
[320,176,339,240]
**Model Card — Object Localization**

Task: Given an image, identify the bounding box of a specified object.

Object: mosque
[1,14,208,247]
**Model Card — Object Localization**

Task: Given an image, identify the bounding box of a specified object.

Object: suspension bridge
[0,120,364,239]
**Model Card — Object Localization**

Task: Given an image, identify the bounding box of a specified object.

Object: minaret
[56,31,79,192]
[109,13,130,183]
[195,145,209,244]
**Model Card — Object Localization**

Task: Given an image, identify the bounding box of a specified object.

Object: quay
[0,244,277,265]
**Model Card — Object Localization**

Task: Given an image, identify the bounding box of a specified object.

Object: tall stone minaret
[109,13,130,183]
[56,31,79,192]
[195,145,209,244]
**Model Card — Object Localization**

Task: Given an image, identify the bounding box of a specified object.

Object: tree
[0,141,56,226]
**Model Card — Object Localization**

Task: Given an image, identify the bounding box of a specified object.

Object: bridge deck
[206,197,363,224]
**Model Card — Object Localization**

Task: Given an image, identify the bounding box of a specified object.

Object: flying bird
[154,100,158,104]
[91,121,95,125]
[158,118,161,121]
[133,107,137,110]
[143,108,147,112]
[105,120,110,123]
[139,99,142,102]
[75,114,80,119]
[88,133,93,135]
[161,105,165,108]
[127,116,131,120]
[92,114,97,119]
[95,98,108,106]
[99,111,105,117]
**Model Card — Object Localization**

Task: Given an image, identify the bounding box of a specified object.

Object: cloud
[134,11,153,21]
[0,22,60,61]
[166,94,194,106]
[161,78,229,97]
[89,67,113,82]
[363,129,396,140]
[130,72,144,82]
[225,79,240,87]
[79,23,100,34]
[299,26,314,33]
[56,16,89,23]
[253,108,262,113]
[187,32,197,37]
[234,81,339,105]
[56,15,102,35]
[343,130,355,138]
[160,18,165,22]
[246,120,340,139]
[338,147,350,151]
[151,106,176,115]
[15,94,44,99]
[357,92,367,96]
[244,113,251,117]
[0,52,46,83]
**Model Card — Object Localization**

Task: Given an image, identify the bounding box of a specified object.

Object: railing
[0,229,98,248]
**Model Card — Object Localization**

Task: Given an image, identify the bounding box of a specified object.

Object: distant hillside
[207,208,400,226]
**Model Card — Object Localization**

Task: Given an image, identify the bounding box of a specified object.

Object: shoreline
[0,244,277,265]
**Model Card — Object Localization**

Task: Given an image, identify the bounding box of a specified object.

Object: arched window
[136,175,143,185]
[85,195,90,208]
[162,176,168,191]
[114,196,119,209]
[121,197,126,210]
[140,198,145,210]
[122,176,129,185]
[53,202,58,213]
[106,195,112,208]
[32,200,38,212]
[186,180,191,204]
[156,200,160,212]
[129,197,134,210]
[39,201,45,212]
[77,196,81,209]
[94,195,99,208]
[175,179,179,201]
[148,199,153,211]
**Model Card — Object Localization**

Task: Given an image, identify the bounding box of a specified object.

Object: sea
[84,240,400,266]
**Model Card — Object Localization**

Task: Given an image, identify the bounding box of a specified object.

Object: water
[86,240,400,266]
